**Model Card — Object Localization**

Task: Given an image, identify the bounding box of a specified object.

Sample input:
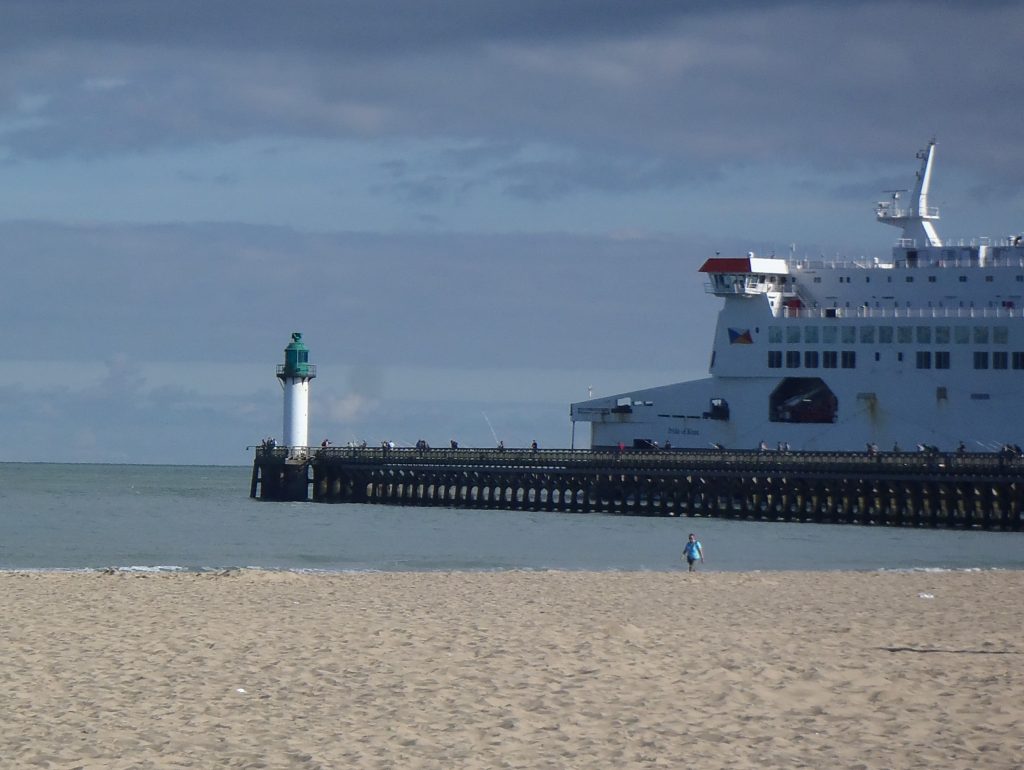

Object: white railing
[789,253,1024,271]
[781,305,1019,320]
[877,205,940,219]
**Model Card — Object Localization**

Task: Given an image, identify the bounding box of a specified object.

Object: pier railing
[255,444,1024,478]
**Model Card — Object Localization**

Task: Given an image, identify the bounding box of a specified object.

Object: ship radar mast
[875,138,941,247]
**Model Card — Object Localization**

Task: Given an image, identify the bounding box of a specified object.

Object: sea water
[1,462,1022,572]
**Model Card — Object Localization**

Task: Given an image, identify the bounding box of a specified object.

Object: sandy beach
[1,569,1021,769]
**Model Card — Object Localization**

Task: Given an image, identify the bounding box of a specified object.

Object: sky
[1,0,1022,464]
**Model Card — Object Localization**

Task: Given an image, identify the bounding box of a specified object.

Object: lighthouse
[277,332,316,452]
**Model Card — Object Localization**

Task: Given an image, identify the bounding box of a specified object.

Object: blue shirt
[684,540,703,561]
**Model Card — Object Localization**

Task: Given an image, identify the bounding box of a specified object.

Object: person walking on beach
[682,533,704,572]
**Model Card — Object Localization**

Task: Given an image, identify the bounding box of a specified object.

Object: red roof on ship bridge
[699,257,752,273]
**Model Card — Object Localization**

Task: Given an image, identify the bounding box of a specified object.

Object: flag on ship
[728,328,753,344]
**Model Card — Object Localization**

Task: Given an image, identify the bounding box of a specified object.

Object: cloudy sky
[2,0,1022,464]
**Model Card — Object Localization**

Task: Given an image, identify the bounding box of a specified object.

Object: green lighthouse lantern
[277,332,317,380]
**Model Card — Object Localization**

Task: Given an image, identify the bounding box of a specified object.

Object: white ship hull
[571,141,1024,453]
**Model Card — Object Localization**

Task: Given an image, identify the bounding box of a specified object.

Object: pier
[251,446,1024,530]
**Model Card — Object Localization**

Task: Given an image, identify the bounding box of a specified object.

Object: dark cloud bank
[2,1,1022,185]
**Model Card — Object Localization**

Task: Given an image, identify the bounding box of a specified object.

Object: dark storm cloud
[0,1,766,51]
[2,0,1021,197]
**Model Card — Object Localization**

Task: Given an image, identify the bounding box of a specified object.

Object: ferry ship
[570,140,1024,452]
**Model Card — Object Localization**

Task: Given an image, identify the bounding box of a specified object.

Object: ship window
[822,325,838,343]
[874,352,880,362]
[1017,275,1024,282]
[841,327,856,344]
[878,326,893,343]
[994,326,1008,344]
[896,326,913,344]
[769,377,838,424]
[804,326,819,343]
[994,351,1008,369]
[786,326,801,344]
[974,326,989,344]
[865,276,870,283]
[916,326,932,344]
[928,276,937,282]
[935,351,950,369]
[986,276,994,282]
[897,352,904,362]
[786,351,801,368]
[906,276,914,283]
[935,326,950,344]
[974,351,989,369]
[804,351,819,368]
[959,275,968,282]
[916,351,931,369]
[813,276,822,283]
[859,326,875,343]
[768,350,782,368]
[768,326,782,343]
[1013,352,1024,369]
[841,351,856,368]
[823,351,837,368]
[955,326,970,344]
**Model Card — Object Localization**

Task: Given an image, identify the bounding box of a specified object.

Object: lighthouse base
[251,450,311,501]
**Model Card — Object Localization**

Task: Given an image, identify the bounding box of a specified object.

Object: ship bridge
[700,254,808,315]
[700,255,790,295]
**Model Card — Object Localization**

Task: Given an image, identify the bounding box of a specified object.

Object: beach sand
[1,569,1021,769]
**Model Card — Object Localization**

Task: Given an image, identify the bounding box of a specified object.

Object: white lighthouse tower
[277,332,316,455]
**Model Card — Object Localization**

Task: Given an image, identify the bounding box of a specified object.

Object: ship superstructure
[570,140,1024,451]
